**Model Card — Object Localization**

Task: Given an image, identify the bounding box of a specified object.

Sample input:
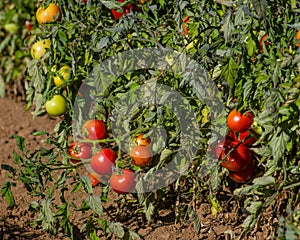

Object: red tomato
[238,129,257,146]
[90,148,116,175]
[135,134,151,146]
[216,140,252,172]
[68,142,92,165]
[182,16,189,35]
[111,0,134,21]
[228,159,255,183]
[259,33,272,53]
[110,169,135,194]
[227,109,254,133]
[25,20,32,32]
[88,172,101,187]
[130,145,152,166]
[82,119,107,140]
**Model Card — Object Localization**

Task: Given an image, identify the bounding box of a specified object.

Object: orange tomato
[135,134,151,146]
[296,30,300,48]
[36,3,61,25]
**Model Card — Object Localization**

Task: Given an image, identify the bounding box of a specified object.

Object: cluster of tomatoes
[68,119,153,193]
[215,109,258,183]
[29,3,71,117]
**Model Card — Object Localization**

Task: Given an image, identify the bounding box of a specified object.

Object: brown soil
[0,96,272,240]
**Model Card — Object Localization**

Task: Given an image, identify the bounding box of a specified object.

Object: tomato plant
[1,0,300,239]
[110,169,135,194]
[90,148,117,175]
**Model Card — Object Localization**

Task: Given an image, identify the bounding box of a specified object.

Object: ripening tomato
[90,148,116,175]
[36,3,61,25]
[110,169,135,194]
[228,159,255,183]
[216,140,252,172]
[135,134,151,146]
[227,109,254,133]
[88,172,101,187]
[111,0,134,21]
[296,30,300,48]
[45,95,67,116]
[51,65,71,87]
[31,39,51,60]
[68,142,92,165]
[82,119,107,140]
[130,145,152,166]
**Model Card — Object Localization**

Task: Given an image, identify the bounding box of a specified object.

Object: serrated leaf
[221,58,238,88]
[1,181,16,207]
[13,135,25,151]
[109,222,125,238]
[246,201,263,216]
[85,196,103,216]
[221,12,234,42]
[269,129,290,162]
[252,176,276,186]
[82,175,94,195]
[187,205,201,234]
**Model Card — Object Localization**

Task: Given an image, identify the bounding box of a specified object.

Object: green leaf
[221,58,238,88]
[0,75,5,97]
[187,205,201,234]
[253,176,276,186]
[1,181,16,207]
[269,128,290,162]
[246,201,263,216]
[81,175,93,195]
[109,222,125,238]
[220,12,234,43]
[13,135,25,151]
[85,196,103,216]
[1,164,16,175]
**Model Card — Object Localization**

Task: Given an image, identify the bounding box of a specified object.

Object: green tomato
[4,23,19,34]
[246,38,256,57]
[31,39,51,60]
[45,95,67,116]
